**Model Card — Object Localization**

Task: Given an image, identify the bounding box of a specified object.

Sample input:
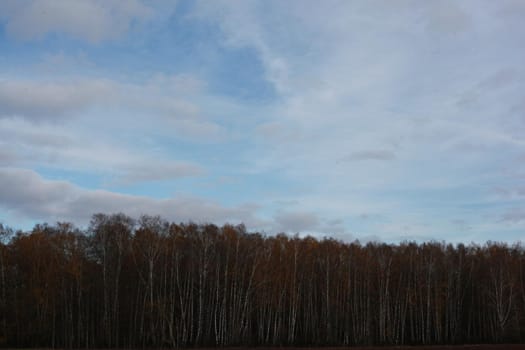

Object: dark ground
[331,347,525,350]
[11,347,525,350]
[195,346,525,350]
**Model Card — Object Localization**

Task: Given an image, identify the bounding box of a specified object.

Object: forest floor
[195,346,525,350]
[223,346,525,350]
[341,346,525,349]
[330,346,525,349]
[319,346,525,349]
[323,346,525,349]
[279,346,525,349]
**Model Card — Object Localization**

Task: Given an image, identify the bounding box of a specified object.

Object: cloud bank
[0,0,154,43]
[0,1,524,242]
[0,167,260,226]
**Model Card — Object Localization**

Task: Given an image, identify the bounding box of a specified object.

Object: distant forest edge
[0,213,524,348]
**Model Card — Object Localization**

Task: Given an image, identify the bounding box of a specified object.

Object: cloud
[340,150,396,162]
[422,1,471,35]
[35,51,97,75]
[274,210,320,233]
[0,118,205,184]
[477,69,519,90]
[0,75,229,145]
[147,73,207,96]
[492,185,525,199]
[192,0,293,94]
[167,118,227,142]
[272,209,350,239]
[318,218,349,238]
[118,162,204,184]
[500,209,525,223]
[0,167,259,226]
[0,0,155,43]
[451,219,472,231]
[197,1,524,174]
[0,79,117,120]
[497,0,525,21]
[1,1,524,243]
[0,149,18,165]
[456,69,521,108]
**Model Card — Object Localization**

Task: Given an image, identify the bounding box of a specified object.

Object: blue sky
[1,0,525,243]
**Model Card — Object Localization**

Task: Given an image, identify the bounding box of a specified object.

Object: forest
[0,213,524,348]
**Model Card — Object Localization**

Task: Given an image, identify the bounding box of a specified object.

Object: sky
[0,0,525,243]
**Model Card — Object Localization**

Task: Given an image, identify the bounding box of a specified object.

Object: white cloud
[0,69,241,192]
[340,150,396,162]
[195,1,525,172]
[0,0,155,43]
[118,162,204,184]
[274,210,320,233]
[500,208,525,223]
[0,118,205,184]
[422,1,471,35]
[0,149,17,165]
[1,1,524,242]
[0,74,210,119]
[0,74,230,142]
[0,167,259,226]
[270,209,351,239]
[191,0,525,241]
[192,0,293,94]
[166,118,227,142]
[0,79,117,120]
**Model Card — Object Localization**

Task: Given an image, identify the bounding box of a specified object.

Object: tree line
[0,213,525,348]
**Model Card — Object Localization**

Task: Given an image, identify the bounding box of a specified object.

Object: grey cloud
[497,0,525,21]
[0,77,208,125]
[491,186,525,199]
[326,218,343,226]
[0,168,76,218]
[0,149,18,165]
[274,210,320,233]
[0,167,260,226]
[256,121,302,143]
[509,100,525,118]
[0,118,88,168]
[0,119,74,148]
[39,51,95,71]
[1,0,154,43]
[451,219,472,231]
[477,69,519,90]
[422,1,470,35]
[148,74,207,96]
[357,234,383,244]
[389,234,439,243]
[0,118,205,183]
[359,213,371,220]
[358,213,384,221]
[271,205,349,237]
[168,118,227,142]
[340,150,396,162]
[0,79,116,120]
[273,199,300,207]
[119,162,205,184]
[492,187,511,197]
[448,140,490,154]
[457,69,520,108]
[500,209,525,223]
[318,218,349,238]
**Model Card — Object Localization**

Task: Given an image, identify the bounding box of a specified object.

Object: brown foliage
[1,215,525,348]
